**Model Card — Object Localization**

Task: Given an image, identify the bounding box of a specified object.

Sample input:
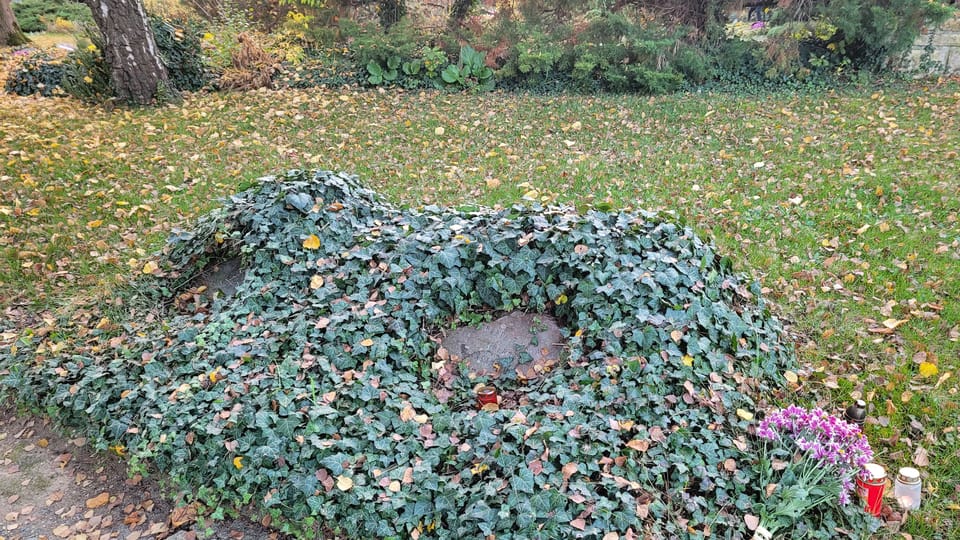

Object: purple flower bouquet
[748,405,874,539]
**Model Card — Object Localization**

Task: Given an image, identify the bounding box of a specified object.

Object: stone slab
[440,311,564,380]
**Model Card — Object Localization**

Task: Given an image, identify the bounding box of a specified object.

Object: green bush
[273,51,360,89]
[4,52,65,96]
[60,43,112,103]
[813,0,953,72]
[0,169,879,539]
[11,0,93,33]
[149,16,209,92]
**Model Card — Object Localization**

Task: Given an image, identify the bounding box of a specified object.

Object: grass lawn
[1,80,959,536]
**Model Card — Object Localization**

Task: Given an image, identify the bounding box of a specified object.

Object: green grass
[2,82,959,537]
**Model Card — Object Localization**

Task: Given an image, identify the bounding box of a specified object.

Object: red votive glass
[856,462,886,516]
[476,386,498,408]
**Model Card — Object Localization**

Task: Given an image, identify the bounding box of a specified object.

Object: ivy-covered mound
[0,171,872,539]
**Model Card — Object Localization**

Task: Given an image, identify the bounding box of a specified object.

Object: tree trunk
[83,0,172,105]
[0,0,30,47]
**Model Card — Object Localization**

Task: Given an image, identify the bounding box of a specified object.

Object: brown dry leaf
[562,462,578,481]
[913,446,930,467]
[402,467,414,484]
[603,533,620,540]
[625,439,650,452]
[744,514,760,531]
[723,458,737,472]
[169,503,199,528]
[570,518,587,531]
[85,492,110,509]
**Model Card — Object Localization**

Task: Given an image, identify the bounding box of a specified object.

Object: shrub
[3,52,65,97]
[150,16,210,92]
[0,170,877,539]
[812,0,954,72]
[218,32,279,91]
[273,50,360,89]
[11,0,93,34]
[60,42,112,103]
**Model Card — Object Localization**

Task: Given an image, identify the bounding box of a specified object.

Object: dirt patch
[439,311,564,380]
[0,404,284,540]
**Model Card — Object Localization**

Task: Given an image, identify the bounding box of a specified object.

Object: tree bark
[83,0,172,105]
[1,0,30,47]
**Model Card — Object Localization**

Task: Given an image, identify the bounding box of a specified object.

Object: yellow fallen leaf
[783,370,798,383]
[142,261,159,274]
[309,274,324,289]
[86,219,103,229]
[736,409,754,421]
[388,480,401,493]
[302,234,321,250]
[336,475,354,491]
[682,355,694,367]
[919,362,938,377]
[434,126,445,136]
[233,456,243,469]
[470,463,489,475]
[360,338,374,347]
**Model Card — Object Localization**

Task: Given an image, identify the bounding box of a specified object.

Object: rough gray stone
[440,311,564,380]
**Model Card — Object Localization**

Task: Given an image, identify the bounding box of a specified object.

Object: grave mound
[0,170,870,538]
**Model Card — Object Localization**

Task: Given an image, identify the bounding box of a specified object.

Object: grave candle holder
[476,385,498,408]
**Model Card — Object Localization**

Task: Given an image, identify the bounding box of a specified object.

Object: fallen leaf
[53,524,72,538]
[736,409,754,421]
[169,503,198,528]
[918,362,938,377]
[744,514,759,531]
[85,492,109,509]
[625,439,650,452]
[233,456,243,469]
[570,518,586,530]
[302,234,321,250]
[387,480,401,493]
[309,274,323,289]
[783,370,798,383]
[336,475,354,491]
[142,261,158,274]
[913,446,929,467]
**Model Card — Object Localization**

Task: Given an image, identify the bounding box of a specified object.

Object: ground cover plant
[3,168,851,538]
[1,81,959,537]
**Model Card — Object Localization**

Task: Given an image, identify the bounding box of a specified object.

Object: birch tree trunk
[0,0,29,47]
[83,0,172,105]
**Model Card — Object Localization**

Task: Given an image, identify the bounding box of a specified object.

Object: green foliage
[441,45,494,91]
[149,16,210,93]
[812,0,954,72]
[0,168,878,538]
[273,51,360,89]
[5,16,210,103]
[11,0,93,34]
[60,42,112,103]
[4,52,65,97]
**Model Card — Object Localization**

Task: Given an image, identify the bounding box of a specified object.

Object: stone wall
[905,15,960,74]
